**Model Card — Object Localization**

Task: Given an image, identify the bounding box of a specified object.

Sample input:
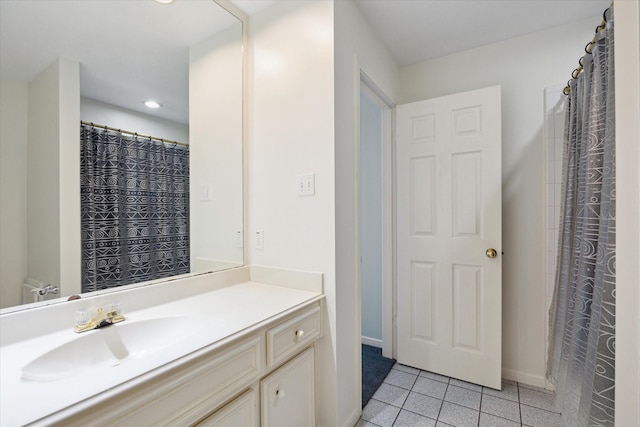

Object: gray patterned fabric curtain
[80,123,190,292]
[547,9,615,427]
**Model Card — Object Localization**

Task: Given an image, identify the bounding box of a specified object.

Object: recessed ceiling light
[155,0,174,4]
[144,100,162,109]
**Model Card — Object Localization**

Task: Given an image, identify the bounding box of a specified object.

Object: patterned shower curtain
[80,123,190,292]
[547,8,615,427]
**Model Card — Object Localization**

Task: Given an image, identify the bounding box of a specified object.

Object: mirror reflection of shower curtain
[80,123,190,292]
[547,9,615,427]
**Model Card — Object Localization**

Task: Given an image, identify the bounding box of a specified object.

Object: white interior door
[396,86,502,389]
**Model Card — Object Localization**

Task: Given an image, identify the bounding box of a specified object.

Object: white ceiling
[352,0,611,66]
[230,0,277,15]
[1,0,610,124]
[0,0,240,124]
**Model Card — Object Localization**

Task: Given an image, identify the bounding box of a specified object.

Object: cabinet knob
[295,330,304,338]
[276,389,285,399]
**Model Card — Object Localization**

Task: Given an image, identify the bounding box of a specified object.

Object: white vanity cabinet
[204,304,320,427]
[47,299,322,427]
[261,347,315,427]
[201,348,316,427]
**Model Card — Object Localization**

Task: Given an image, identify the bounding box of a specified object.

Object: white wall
[26,58,81,298]
[400,16,599,386]
[334,1,399,424]
[359,91,383,344]
[58,57,81,298]
[27,60,62,289]
[247,2,337,425]
[81,98,189,144]
[0,78,28,308]
[614,0,640,425]
[189,22,244,271]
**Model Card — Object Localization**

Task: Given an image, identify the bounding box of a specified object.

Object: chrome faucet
[33,284,59,296]
[74,302,125,333]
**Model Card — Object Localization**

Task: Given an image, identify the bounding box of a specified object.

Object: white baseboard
[361,336,382,348]
[502,368,549,390]
[342,408,362,427]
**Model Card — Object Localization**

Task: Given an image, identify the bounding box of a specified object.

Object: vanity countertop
[0,280,323,427]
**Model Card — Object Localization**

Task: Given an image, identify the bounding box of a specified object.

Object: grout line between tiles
[517,382,523,425]
[519,402,562,415]
[390,406,400,426]
[395,407,438,424]
[479,410,526,426]
[478,388,483,427]
[390,372,418,426]
[435,380,449,423]
[391,386,411,424]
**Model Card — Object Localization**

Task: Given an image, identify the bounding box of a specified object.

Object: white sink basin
[21,330,120,382]
[114,316,202,357]
[22,317,203,382]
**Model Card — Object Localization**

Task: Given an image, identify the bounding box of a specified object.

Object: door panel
[396,86,502,389]
[410,156,436,235]
[410,261,436,342]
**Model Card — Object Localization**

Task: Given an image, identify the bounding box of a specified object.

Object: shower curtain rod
[563,4,612,95]
[81,121,188,148]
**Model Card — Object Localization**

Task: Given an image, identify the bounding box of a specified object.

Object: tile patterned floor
[356,364,562,427]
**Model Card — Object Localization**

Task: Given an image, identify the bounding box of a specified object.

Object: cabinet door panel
[196,389,258,427]
[261,347,315,427]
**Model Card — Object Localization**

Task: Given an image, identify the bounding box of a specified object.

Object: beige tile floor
[356,364,562,427]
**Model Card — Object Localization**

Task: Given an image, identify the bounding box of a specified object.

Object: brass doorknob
[486,248,498,258]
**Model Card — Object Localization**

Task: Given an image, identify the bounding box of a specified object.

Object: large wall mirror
[0,0,244,311]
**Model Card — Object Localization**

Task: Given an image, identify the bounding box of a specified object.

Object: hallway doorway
[358,72,394,359]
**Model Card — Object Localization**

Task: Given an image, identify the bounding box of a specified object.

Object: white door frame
[357,69,395,359]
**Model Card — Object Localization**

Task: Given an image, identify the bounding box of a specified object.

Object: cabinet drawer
[266,304,320,367]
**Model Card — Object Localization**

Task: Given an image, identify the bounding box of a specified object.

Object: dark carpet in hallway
[362,344,396,408]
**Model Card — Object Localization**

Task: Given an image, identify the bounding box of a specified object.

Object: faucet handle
[108,301,122,317]
[74,309,93,332]
[106,301,125,324]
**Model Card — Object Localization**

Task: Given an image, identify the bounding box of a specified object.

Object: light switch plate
[255,230,264,250]
[200,184,212,201]
[235,229,243,248]
[296,173,315,196]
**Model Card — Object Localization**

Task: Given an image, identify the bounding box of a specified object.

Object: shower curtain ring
[585,41,594,54]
